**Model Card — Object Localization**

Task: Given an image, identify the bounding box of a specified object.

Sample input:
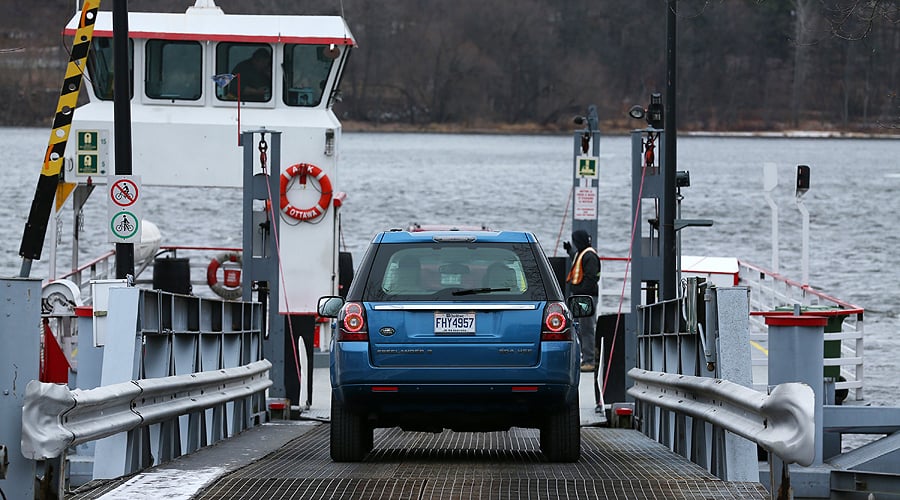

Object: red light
[371,386,398,392]
[614,407,633,416]
[545,312,565,332]
[512,386,538,392]
[344,313,364,332]
[338,302,368,341]
[541,302,571,341]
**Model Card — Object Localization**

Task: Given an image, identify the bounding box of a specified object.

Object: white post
[762,163,778,273]
[795,165,810,290]
[49,212,58,280]
[798,199,809,287]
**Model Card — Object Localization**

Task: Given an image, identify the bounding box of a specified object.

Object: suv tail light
[541,301,571,341]
[338,302,369,341]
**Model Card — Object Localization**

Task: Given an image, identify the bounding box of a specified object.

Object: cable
[257,136,304,402]
[601,134,653,398]
[553,186,574,258]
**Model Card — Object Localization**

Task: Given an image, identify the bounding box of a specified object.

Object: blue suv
[318,230,594,462]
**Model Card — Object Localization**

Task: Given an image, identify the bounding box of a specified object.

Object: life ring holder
[207,252,243,300]
[280,163,333,221]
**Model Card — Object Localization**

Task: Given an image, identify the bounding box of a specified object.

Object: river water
[2,128,898,409]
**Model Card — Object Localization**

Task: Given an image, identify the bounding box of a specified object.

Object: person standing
[564,230,600,372]
[228,48,272,101]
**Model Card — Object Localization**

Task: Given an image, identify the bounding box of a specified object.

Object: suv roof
[377,230,536,244]
[407,223,491,232]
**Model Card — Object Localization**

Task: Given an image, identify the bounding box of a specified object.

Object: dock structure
[65,367,768,500]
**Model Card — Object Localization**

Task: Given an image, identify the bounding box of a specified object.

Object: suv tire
[330,393,371,461]
[540,399,581,462]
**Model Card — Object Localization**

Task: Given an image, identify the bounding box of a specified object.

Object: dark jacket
[566,230,600,297]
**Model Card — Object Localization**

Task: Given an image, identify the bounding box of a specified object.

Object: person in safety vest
[564,229,600,372]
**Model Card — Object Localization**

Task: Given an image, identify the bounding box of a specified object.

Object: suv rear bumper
[332,340,579,387]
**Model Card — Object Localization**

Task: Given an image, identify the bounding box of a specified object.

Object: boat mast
[18,0,101,278]
[662,0,678,302]
[113,0,135,279]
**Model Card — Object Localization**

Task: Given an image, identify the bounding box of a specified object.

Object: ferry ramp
[67,369,768,500]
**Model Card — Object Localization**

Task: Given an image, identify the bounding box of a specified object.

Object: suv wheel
[540,400,581,462]
[330,393,371,461]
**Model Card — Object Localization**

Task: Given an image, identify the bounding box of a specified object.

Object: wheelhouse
[63,1,355,188]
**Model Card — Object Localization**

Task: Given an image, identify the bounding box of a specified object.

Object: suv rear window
[363,242,547,301]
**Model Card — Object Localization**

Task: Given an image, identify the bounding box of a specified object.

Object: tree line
[1,0,898,132]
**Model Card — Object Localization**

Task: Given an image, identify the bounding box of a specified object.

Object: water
[2,128,898,408]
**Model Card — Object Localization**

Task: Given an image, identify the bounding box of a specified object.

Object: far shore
[341,120,899,139]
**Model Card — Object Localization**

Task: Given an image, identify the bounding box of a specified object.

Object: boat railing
[595,256,866,401]
[56,245,243,301]
[55,250,866,400]
[737,260,865,401]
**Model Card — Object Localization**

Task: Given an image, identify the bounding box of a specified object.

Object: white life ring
[206,252,242,300]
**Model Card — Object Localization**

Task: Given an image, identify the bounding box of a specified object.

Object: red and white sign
[574,187,597,220]
[107,175,142,243]
[109,177,139,207]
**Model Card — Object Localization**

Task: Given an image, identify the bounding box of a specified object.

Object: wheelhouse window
[215,43,272,103]
[283,44,339,107]
[86,37,133,101]
[145,40,202,101]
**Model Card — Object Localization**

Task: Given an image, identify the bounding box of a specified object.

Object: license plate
[434,312,476,334]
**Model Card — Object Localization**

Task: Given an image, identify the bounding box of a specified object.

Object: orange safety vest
[566,247,598,285]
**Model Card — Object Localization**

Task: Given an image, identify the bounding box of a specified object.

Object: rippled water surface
[2,128,898,407]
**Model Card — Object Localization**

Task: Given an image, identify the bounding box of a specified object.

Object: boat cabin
[61,0,356,314]
[63,0,355,188]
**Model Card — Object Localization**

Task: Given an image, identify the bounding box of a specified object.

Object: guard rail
[21,359,272,460]
[627,368,815,466]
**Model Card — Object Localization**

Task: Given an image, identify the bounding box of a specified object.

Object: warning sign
[576,156,598,178]
[107,175,142,243]
[574,187,597,220]
[110,178,139,207]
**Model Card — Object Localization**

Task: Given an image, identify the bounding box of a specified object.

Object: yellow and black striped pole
[19,0,101,277]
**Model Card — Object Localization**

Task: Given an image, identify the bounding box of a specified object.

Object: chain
[643,132,656,168]
[258,135,268,173]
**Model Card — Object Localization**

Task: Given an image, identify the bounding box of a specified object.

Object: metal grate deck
[190,425,767,500]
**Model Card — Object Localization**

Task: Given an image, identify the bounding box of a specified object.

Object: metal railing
[21,360,272,460]
[33,286,267,489]
[738,260,865,400]
[630,284,834,486]
[593,256,867,400]
[627,368,814,466]
[57,245,243,300]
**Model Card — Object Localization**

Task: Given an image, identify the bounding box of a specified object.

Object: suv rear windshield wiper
[451,287,511,296]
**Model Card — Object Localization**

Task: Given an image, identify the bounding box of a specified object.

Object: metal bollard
[763,312,826,498]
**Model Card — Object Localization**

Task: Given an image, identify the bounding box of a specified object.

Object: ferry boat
[36,0,869,417]
[5,2,894,498]
[53,0,355,315]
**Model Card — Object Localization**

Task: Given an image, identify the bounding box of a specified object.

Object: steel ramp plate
[194,426,767,499]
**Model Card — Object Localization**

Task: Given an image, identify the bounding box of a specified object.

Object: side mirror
[317,295,345,318]
[566,295,595,318]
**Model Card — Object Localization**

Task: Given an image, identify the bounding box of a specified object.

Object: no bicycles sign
[107,175,142,243]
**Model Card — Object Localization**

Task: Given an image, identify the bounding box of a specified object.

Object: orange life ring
[280,163,333,221]
[207,252,243,300]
